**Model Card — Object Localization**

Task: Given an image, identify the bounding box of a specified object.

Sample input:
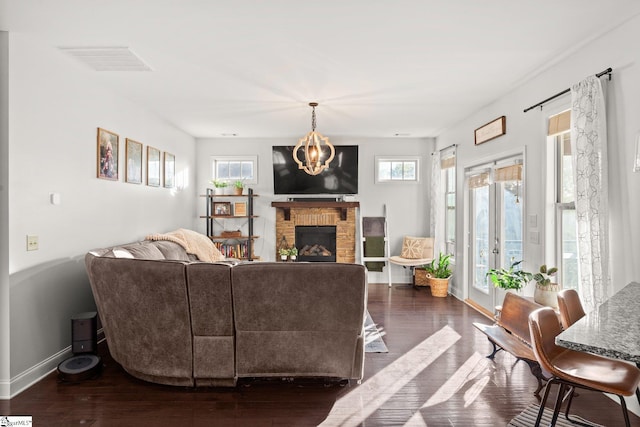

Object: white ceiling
[2,1,640,139]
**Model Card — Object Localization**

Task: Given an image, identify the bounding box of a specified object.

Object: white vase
[534,283,561,308]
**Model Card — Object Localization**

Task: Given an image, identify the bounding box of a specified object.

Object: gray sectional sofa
[84,239,367,387]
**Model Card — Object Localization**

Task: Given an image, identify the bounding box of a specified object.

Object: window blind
[548,110,570,136]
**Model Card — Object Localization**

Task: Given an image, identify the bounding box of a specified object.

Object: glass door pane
[472,185,490,293]
[500,180,523,268]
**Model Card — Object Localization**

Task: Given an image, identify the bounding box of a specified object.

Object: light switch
[529,231,540,245]
[50,193,61,205]
[27,235,39,251]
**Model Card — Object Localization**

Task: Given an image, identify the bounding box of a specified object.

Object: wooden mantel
[271,201,360,221]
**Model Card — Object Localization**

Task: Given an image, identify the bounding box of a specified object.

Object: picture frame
[125,138,143,184]
[97,127,119,180]
[234,202,247,216]
[147,146,161,187]
[213,202,231,217]
[475,116,506,145]
[164,152,175,188]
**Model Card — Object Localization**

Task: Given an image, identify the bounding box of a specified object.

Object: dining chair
[556,289,586,330]
[528,307,640,427]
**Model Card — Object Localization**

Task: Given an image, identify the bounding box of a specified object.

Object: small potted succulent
[289,247,298,261]
[533,264,560,307]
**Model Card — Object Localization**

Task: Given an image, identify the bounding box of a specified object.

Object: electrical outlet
[27,235,39,251]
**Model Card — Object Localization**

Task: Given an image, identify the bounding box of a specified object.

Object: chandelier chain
[311,106,316,131]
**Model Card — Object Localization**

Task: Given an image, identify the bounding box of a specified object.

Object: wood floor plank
[1,283,638,426]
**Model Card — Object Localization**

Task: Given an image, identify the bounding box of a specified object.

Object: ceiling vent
[58,47,152,71]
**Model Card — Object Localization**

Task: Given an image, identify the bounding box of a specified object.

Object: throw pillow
[400,236,427,259]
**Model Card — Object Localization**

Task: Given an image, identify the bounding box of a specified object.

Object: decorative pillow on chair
[400,236,427,259]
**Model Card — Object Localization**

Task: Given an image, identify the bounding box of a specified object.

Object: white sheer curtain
[570,75,610,313]
[430,151,444,256]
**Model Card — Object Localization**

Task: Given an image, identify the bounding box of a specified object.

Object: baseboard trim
[8,345,72,399]
[3,328,106,400]
[464,298,495,320]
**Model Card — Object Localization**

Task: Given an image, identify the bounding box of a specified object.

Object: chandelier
[293,102,335,175]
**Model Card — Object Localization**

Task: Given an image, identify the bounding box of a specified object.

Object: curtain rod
[431,143,457,156]
[523,67,612,113]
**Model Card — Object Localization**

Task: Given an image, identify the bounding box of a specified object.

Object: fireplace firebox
[295,226,337,262]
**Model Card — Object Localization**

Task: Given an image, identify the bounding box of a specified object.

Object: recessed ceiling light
[58,47,152,71]
[394,133,411,137]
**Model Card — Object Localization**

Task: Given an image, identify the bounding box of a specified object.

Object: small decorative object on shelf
[213,201,231,216]
[234,202,247,216]
[279,248,289,262]
[233,180,245,195]
[210,179,228,195]
[289,247,298,262]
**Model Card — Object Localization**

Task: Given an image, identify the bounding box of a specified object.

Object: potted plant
[210,179,228,195]
[533,264,560,307]
[289,247,298,261]
[233,180,245,195]
[424,253,452,297]
[486,260,533,292]
[279,247,289,262]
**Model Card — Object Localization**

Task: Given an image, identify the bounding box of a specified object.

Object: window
[211,156,258,184]
[375,156,420,183]
[555,131,578,290]
[548,110,577,290]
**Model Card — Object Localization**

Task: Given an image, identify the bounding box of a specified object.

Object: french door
[467,156,524,313]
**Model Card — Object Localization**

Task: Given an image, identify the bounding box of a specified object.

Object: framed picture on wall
[97,127,119,180]
[147,146,161,187]
[164,152,175,188]
[125,138,143,184]
[474,116,506,145]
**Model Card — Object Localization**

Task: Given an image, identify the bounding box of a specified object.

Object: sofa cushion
[113,242,166,260]
[150,240,192,261]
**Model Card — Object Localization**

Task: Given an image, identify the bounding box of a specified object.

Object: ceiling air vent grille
[58,47,152,71]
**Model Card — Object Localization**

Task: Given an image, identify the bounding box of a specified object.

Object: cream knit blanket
[145,228,225,262]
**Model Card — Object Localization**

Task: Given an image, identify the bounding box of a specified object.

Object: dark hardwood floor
[1,283,638,426]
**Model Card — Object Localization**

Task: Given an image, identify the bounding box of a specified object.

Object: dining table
[556,281,640,367]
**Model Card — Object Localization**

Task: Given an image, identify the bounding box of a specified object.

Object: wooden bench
[473,292,551,396]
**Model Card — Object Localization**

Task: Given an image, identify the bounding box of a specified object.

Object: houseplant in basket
[424,253,452,297]
[486,260,533,292]
[533,264,560,307]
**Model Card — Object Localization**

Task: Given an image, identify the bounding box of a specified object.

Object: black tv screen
[272,145,358,195]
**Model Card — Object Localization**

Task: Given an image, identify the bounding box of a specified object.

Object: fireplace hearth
[295,226,336,262]
[271,200,359,263]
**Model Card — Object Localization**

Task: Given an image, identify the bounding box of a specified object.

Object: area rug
[364,311,388,353]
[508,404,604,427]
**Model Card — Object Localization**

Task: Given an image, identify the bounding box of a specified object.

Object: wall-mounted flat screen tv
[272,145,358,195]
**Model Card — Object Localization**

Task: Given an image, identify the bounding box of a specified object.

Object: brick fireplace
[271,201,359,263]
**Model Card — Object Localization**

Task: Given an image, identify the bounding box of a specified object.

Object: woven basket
[428,277,450,297]
[415,269,431,286]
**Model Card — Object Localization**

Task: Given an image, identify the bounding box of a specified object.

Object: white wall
[3,33,197,398]
[437,14,640,299]
[196,136,434,283]
[0,31,10,399]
